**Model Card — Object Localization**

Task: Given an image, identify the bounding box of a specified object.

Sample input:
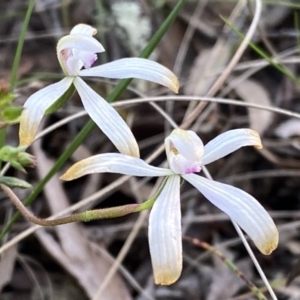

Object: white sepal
[183,174,278,255]
[79,57,179,93]
[57,34,104,57]
[202,129,262,166]
[19,77,73,146]
[60,153,173,181]
[70,24,97,36]
[73,77,140,157]
[149,175,182,285]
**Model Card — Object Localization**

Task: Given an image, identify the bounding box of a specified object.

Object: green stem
[9,0,36,92]
[0,0,186,240]
[1,177,168,226]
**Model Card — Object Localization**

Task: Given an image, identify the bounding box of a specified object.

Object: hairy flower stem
[0,178,167,226]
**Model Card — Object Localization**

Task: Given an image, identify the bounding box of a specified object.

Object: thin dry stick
[184,236,268,300]
[173,0,208,76]
[181,0,262,130]
[118,96,300,119]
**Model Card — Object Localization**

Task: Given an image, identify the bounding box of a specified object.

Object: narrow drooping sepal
[73,77,140,157]
[183,174,278,255]
[79,57,179,93]
[60,153,173,181]
[149,175,182,285]
[19,77,73,146]
[202,129,262,166]
[165,128,203,174]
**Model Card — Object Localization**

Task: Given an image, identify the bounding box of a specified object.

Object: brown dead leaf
[31,140,131,300]
[275,119,300,138]
[0,245,17,292]
[234,78,273,135]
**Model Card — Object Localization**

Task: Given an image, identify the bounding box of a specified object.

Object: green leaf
[45,83,75,115]
[0,176,32,189]
[0,93,15,107]
[3,106,23,121]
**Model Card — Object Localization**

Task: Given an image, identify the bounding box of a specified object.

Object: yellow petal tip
[245,129,263,149]
[259,231,279,255]
[154,271,180,285]
[60,169,74,181]
[172,77,180,94]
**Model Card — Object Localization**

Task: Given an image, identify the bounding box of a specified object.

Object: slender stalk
[0,177,167,226]
[184,236,268,300]
[9,0,35,91]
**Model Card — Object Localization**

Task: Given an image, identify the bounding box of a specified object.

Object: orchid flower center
[168,141,201,175]
[56,24,105,77]
[60,47,97,76]
[165,129,204,175]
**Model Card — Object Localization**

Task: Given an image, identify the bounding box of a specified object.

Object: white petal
[149,175,182,285]
[79,57,179,93]
[19,77,73,146]
[202,129,262,165]
[183,174,278,255]
[165,128,203,174]
[73,77,140,157]
[60,153,172,180]
[70,24,97,36]
[72,49,97,69]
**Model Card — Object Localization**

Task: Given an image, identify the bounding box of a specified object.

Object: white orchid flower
[61,128,279,285]
[19,24,179,157]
